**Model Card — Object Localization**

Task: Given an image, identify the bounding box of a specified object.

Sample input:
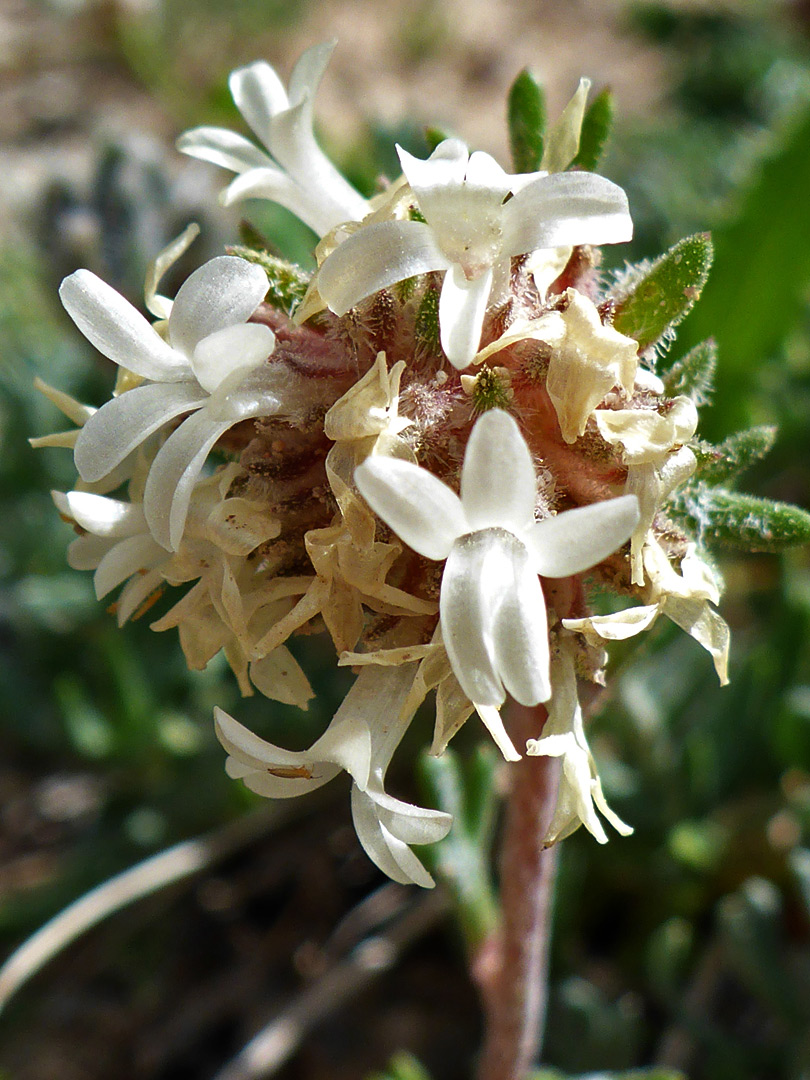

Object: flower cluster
[37,42,732,885]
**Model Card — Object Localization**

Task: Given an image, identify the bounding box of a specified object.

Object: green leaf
[414,285,441,356]
[675,102,810,437]
[424,126,451,153]
[693,425,777,485]
[612,233,714,352]
[417,747,499,951]
[571,88,614,171]
[672,484,810,550]
[508,68,546,173]
[662,339,717,403]
[226,246,311,316]
[366,1052,433,1080]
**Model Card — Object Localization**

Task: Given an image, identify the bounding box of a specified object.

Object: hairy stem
[475,703,560,1080]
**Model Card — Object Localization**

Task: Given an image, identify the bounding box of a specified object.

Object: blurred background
[3,0,810,1077]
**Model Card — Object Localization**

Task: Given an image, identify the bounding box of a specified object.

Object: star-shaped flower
[177,41,369,237]
[215,665,451,887]
[316,139,632,369]
[354,409,640,719]
[526,640,633,845]
[61,255,278,551]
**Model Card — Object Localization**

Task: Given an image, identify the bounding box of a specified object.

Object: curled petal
[229,61,289,145]
[191,322,275,395]
[143,411,236,550]
[526,495,640,578]
[52,490,146,538]
[249,647,314,708]
[490,542,551,706]
[460,409,537,533]
[74,382,208,483]
[59,270,186,381]
[317,220,451,316]
[93,534,166,599]
[371,789,452,847]
[175,126,270,173]
[351,786,438,888]
[168,256,269,357]
[438,265,493,370]
[355,456,467,561]
[501,171,632,255]
[440,530,514,707]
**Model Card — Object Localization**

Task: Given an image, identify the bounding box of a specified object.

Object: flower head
[61,255,277,550]
[355,409,640,713]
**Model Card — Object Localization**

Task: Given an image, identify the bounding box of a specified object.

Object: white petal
[268,98,370,231]
[52,490,147,538]
[439,265,493,369]
[460,409,537,533]
[168,256,268,357]
[74,382,208,483]
[59,270,186,381]
[220,167,331,236]
[491,543,551,705]
[351,785,436,888]
[316,220,451,316]
[475,704,521,761]
[354,456,467,561]
[214,706,341,797]
[145,223,200,319]
[143,411,235,550]
[229,61,289,146]
[526,495,640,578]
[249,647,314,708]
[372,789,452,846]
[93,534,165,598]
[116,567,164,625]
[440,532,512,707]
[176,126,270,172]
[191,322,275,395]
[397,139,470,199]
[501,171,632,255]
[287,40,337,106]
[66,534,110,571]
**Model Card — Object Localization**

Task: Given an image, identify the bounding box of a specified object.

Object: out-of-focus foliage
[2,1,810,1078]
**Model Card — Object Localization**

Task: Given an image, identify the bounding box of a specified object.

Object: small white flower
[61,256,278,551]
[316,139,632,369]
[215,665,451,887]
[526,639,633,845]
[355,409,640,720]
[177,41,369,237]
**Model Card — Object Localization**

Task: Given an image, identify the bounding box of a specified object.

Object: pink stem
[475,702,560,1080]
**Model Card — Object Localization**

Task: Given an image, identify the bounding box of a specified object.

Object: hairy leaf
[612,233,714,352]
[508,68,546,173]
[693,425,777,485]
[672,485,810,550]
[662,338,717,403]
[572,88,614,171]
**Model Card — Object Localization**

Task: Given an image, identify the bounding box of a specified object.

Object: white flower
[354,409,640,720]
[215,665,451,887]
[526,639,633,845]
[177,41,369,237]
[52,488,168,623]
[595,396,698,584]
[61,256,278,551]
[316,138,632,369]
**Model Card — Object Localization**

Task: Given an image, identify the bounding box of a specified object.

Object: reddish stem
[474,703,560,1080]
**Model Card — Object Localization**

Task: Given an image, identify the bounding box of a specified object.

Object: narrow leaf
[424,126,451,154]
[508,68,546,173]
[612,233,714,352]
[662,339,717,403]
[672,484,810,551]
[571,87,614,171]
[693,425,777,485]
[414,284,441,356]
[225,246,310,316]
